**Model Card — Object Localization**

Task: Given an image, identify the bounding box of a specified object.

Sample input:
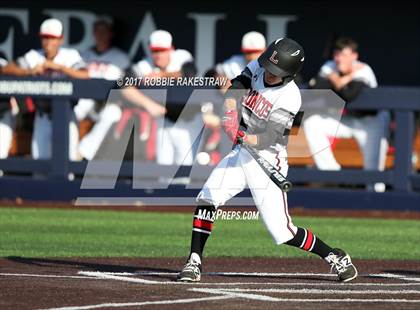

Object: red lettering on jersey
[253,97,263,113]
[242,89,273,120]
[244,90,256,108]
[261,104,271,119]
[249,95,258,110]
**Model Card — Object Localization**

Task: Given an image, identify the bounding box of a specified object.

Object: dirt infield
[1,257,420,309]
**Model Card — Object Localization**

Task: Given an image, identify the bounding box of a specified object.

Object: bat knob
[281,181,292,192]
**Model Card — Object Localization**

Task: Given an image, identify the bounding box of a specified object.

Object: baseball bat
[241,144,293,192]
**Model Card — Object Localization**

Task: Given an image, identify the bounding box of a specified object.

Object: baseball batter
[178,38,357,283]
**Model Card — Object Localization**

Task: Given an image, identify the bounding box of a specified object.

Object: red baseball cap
[241,31,266,53]
[39,18,63,38]
[149,30,173,52]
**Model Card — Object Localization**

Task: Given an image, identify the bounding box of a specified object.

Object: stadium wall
[0,1,420,85]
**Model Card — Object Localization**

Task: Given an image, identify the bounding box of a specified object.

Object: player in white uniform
[5,19,89,160]
[128,30,199,167]
[0,58,13,159]
[216,31,266,81]
[195,32,266,165]
[77,18,130,160]
[178,38,357,283]
[303,38,389,192]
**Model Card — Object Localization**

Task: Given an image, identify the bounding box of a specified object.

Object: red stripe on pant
[193,218,213,231]
[302,230,314,251]
[282,192,295,236]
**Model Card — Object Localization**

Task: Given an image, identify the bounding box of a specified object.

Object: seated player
[5,18,89,160]
[125,30,201,167]
[303,38,390,192]
[0,57,13,159]
[216,31,266,89]
[177,38,358,283]
[77,17,131,160]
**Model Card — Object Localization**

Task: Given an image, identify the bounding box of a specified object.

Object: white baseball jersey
[0,57,13,159]
[17,47,84,160]
[17,48,85,76]
[197,59,301,245]
[131,49,193,76]
[216,54,247,80]
[131,49,196,167]
[82,47,130,80]
[319,60,377,88]
[76,47,130,160]
[239,59,301,156]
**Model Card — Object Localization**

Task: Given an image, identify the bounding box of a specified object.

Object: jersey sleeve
[228,58,259,86]
[17,49,41,69]
[252,107,296,149]
[224,64,254,104]
[131,59,153,77]
[217,55,246,80]
[68,50,86,70]
[353,64,378,88]
[253,84,301,149]
[175,49,193,66]
[243,59,259,78]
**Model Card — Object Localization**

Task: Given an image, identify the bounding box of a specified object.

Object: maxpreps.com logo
[197,209,259,221]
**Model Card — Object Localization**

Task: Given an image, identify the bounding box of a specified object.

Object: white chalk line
[2,271,420,287]
[216,288,420,294]
[79,271,420,284]
[89,270,420,280]
[76,271,420,287]
[90,271,337,277]
[191,287,420,303]
[192,288,279,302]
[78,272,164,284]
[3,271,417,310]
[42,295,234,310]
[40,286,420,310]
[370,273,420,282]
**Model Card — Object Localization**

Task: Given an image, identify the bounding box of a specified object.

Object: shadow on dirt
[5,256,178,275]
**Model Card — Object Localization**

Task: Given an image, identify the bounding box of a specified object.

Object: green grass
[0,207,419,260]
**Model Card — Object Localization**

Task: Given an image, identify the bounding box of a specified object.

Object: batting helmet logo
[269,51,279,64]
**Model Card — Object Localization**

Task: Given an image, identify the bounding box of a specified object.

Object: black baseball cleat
[177,254,202,282]
[325,248,358,282]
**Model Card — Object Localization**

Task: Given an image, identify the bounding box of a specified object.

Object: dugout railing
[0,76,419,209]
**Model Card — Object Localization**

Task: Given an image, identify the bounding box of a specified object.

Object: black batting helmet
[258,38,304,83]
